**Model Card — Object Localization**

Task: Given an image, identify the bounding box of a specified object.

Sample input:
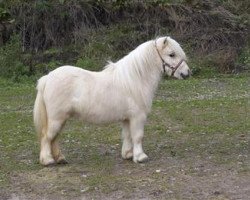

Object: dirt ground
[2,155,250,200]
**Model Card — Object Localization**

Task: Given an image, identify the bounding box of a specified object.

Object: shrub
[76,57,100,71]
[0,34,29,80]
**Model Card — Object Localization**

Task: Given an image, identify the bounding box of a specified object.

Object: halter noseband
[155,40,184,76]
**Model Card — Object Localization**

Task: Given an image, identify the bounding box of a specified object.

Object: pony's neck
[115,41,162,112]
[117,40,162,81]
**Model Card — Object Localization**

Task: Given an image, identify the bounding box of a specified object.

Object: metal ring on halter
[155,40,185,76]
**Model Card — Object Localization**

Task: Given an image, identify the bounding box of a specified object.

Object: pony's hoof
[57,158,68,165]
[133,153,149,163]
[122,149,133,160]
[40,158,56,167]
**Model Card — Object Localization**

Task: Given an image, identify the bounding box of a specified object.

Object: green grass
[0,79,39,186]
[0,76,249,199]
[153,77,250,162]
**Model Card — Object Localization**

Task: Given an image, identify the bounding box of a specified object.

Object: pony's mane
[104,40,157,73]
[103,40,161,111]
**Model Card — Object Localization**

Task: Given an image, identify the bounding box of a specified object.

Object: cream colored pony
[34,36,191,166]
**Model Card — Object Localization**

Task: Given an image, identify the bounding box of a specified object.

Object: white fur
[33,36,190,165]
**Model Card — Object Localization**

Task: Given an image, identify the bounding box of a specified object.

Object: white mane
[104,40,161,112]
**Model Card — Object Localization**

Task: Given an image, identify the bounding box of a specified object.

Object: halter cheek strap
[170,59,185,76]
[159,55,170,73]
[155,40,185,76]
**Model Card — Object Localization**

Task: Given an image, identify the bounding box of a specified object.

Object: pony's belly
[78,111,126,124]
[71,99,127,124]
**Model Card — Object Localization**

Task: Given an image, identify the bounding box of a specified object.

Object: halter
[155,40,185,76]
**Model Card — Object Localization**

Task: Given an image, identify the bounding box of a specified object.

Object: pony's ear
[163,37,168,48]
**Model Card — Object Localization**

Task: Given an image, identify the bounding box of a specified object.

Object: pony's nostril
[181,73,190,79]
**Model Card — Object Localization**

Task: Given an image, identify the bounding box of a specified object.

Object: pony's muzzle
[180,69,191,79]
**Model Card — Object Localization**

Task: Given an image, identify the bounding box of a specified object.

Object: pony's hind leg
[40,119,64,166]
[121,120,133,160]
[52,137,67,164]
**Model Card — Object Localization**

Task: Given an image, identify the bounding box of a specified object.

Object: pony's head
[155,37,191,79]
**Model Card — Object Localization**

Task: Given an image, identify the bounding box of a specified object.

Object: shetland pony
[34,36,191,166]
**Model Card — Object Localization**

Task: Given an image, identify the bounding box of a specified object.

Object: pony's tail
[33,75,48,142]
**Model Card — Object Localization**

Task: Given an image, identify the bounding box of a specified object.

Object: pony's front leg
[121,120,133,160]
[130,114,148,163]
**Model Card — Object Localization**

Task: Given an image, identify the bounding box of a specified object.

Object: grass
[0,75,249,199]
[154,77,249,163]
[0,79,39,186]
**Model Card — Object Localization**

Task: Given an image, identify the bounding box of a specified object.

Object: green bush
[0,35,29,81]
[236,44,250,73]
[238,46,250,66]
[76,57,100,71]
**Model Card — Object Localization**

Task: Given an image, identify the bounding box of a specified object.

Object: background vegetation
[0,0,249,80]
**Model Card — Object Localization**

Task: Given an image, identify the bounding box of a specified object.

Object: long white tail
[33,75,48,141]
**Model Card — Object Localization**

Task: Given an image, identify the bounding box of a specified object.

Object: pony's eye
[169,53,175,58]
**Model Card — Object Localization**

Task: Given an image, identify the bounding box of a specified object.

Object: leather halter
[155,40,185,76]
